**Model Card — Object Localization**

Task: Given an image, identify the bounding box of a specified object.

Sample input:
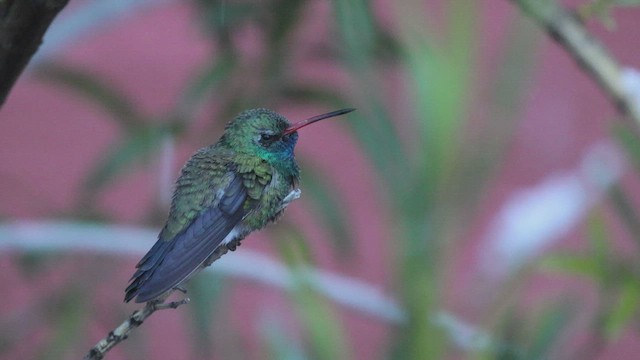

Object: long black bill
[283,108,356,135]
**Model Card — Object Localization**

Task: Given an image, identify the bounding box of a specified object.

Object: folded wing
[125,173,248,303]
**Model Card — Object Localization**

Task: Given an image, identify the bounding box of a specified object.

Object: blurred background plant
[2,0,640,359]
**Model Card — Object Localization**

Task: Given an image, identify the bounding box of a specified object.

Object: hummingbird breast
[238,160,299,231]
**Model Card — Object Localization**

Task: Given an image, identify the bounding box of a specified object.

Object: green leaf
[268,0,306,47]
[587,209,611,270]
[187,273,225,358]
[292,284,349,360]
[331,0,409,193]
[539,254,603,281]
[260,315,309,360]
[613,122,640,172]
[458,15,539,213]
[280,85,345,106]
[36,289,87,360]
[35,62,145,132]
[16,252,52,278]
[82,126,170,195]
[525,302,574,359]
[176,55,235,122]
[604,280,640,339]
[299,168,354,256]
[608,184,640,248]
[274,224,315,267]
[275,229,349,360]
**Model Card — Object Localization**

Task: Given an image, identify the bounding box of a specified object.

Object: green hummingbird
[125,108,355,303]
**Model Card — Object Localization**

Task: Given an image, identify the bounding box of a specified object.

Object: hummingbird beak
[283,108,356,135]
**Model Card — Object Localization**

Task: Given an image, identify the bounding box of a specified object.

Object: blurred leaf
[604,279,640,339]
[292,284,349,360]
[194,0,256,43]
[539,254,603,281]
[332,0,409,193]
[578,0,640,28]
[407,0,476,189]
[608,184,640,248]
[268,0,305,47]
[299,167,354,255]
[280,85,345,106]
[487,308,526,360]
[587,209,611,271]
[275,224,315,267]
[35,62,145,132]
[613,122,640,172]
[260,315,309,360]
[16,252,52,278]
[176,55,235,122]
[36,288,87,360]
[187,273,226,358]
[276,228,349,360]
[524,302,573,359]
[82,125,170,195]
[459,15,539,213]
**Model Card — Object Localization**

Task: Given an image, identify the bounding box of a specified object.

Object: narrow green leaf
[274,224,315,267]
[16,252,52,278]
[276,230,349,360]
[268,0,306,46]
[260,315,309,360]
[36,289,87,360]
[299,168,354,255]
[457,15,539,214]
[614,0,640,5]
[539,254,603,281]
[608,184,640,248]
[35,62,145,132]
[176,55,235,122]
[613,123,640,172]
[604,280,640,339]
[331,0,409,193]
[280,85,345,106]
[187,273,225,358]
[587,209,611,273]
[292,285,349,360]
[525,302,573,359]
[82,126,169,194]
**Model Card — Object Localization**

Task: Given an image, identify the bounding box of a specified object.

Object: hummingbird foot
[151,297,190,311]
[226,241,241,251]
[281,189,301,210]
[173,286,187,294]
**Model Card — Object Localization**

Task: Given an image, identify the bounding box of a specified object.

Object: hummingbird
[124,108,355,303]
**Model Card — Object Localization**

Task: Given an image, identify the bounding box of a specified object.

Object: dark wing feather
[125,174,248,303]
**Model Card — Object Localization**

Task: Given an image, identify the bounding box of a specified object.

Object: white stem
[0,220,405,324]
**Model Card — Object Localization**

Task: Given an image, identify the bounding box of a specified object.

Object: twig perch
[83,298,190,360]
[508,0,640,125]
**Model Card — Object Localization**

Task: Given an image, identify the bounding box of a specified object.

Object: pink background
[2,1,640,359]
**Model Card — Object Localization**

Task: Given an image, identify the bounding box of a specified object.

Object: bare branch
[83,298,190,360]
[508,0,640,124]
[0,0,69,107]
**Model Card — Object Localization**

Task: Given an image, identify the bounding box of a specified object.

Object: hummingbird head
[220,108,355,163]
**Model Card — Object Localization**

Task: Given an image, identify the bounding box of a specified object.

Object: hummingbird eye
[259,132,279,146]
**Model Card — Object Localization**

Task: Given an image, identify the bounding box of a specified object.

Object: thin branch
[0,0,69,107]
[83,298,190,360]
[508,0,640,124]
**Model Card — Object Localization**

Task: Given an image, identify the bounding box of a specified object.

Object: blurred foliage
[4,0,640,359]
[577,0,640,28]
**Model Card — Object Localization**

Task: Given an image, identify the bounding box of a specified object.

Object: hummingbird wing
[125,171,249,303]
